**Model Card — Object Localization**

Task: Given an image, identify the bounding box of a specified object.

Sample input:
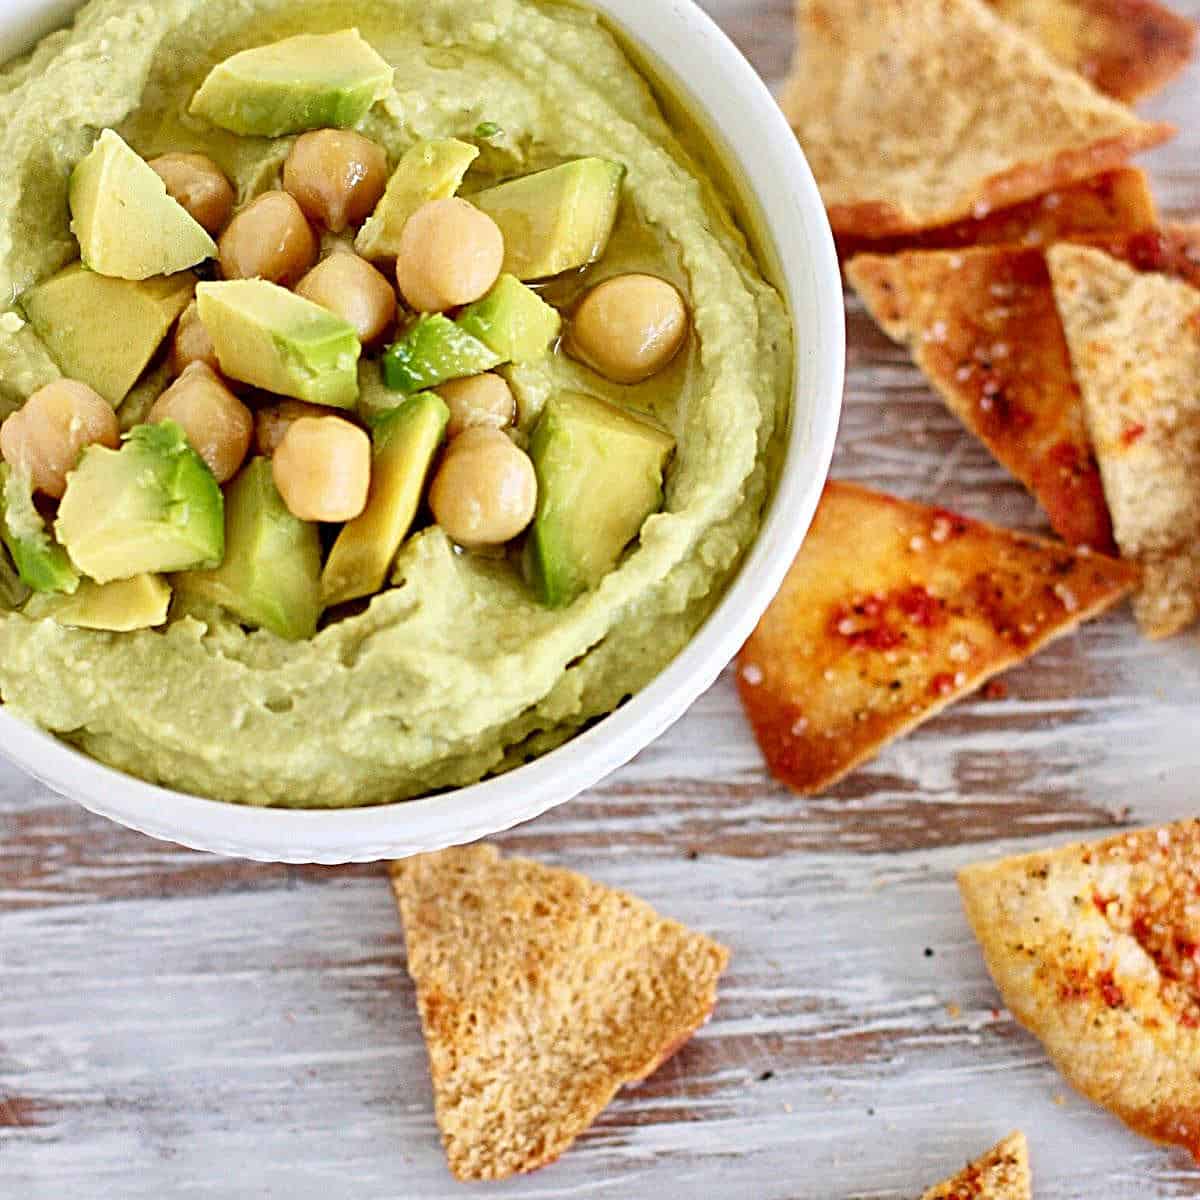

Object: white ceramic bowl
[0,0,844,863]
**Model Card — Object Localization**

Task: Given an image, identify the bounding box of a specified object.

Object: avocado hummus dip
[0,0,791,807]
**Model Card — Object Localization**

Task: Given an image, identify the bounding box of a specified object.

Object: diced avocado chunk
[174,457,321,641]
[190,30,393,138]
[21,264,195,406]
[0,464,79,595]
[528,392,674,608]
[197,280,361,409]
[355,138,479,261]
[322,391,449,606]
[69,130,216,280]
[0,542,31,610]
[382,315,501,393]
[470,158,625,281]
[458,275,561,364]
[24,574,171,631]
[56,422,224,584]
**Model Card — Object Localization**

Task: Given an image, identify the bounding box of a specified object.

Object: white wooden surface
[3,4,1200,1197]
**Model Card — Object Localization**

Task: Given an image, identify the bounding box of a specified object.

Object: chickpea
[295,252,396,346]
[149,362,253,484]
[218,191,318,287]
[254,400,332,458]
[171,301,220,376]
[437,373,515,440]
[429,427,536,548]
[566,274,689,384]
[272,416,370,523]
[0,380,119,499]
[395,197,504,313]
[148,152,235,235]
[283,130,388,235]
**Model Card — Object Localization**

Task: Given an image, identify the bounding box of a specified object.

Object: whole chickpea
[148,153,235,235]
[272,416,371,523]
[254,400,330,458]
[295,252,396,346]
[0,380,119,499]
[149,362,253,484]
[395,198,504,313]
[437,373,515,440]
[218,191,318,287]
[566,274,688,384]
[283,130,388,234]
[428,427,536,548]
[171,301,221,376]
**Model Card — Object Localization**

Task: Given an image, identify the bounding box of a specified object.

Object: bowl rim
[0,0,845,864]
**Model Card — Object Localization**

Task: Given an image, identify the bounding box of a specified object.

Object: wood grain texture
[2,3,1200,1196]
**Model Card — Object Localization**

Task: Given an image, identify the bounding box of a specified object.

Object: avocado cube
[56,422,224,584]
[24,574,171,632]
[470,158,625,281]
[458,275,561,364]
[190,30,393,138]
[528,392,675,608]
[355,139,479,261]
[70,130,217,280]
[174,457,322,641]
[21,264,195,406]
[322,391,449,607]
[0,465,79,595]
[0,542,30,610]
[382,315,502,393]
[197,280,361,409]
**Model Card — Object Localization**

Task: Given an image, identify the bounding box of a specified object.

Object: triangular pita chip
[390,845,729,1181]
[737,482,1137,794]
[921,1132,1032,1200]
[837,167,1157,262]
[848,245,1114,551]
[781,0,1173,237]
[986,0,1197,103]
[960,820,1200,1158]
[849,227,1200,553]
[1048,244,1200,637]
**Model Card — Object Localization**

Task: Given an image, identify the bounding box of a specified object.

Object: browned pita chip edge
[986,0,1198,104]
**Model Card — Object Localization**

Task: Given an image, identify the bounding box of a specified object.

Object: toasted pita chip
[922,1132,1032,1200]
[1048,244,1200,637]
[781,0,1173,238]
[737,482,1137,794]
[849,226,1200,552]
[848,246,1114,550]
[390,845,729,1182]
[986,0,1197,103]
[837,167,1158,262]
[960,820,1200,1158]
[1077,223,1200,288]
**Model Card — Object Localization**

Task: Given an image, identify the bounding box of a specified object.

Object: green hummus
[0,0,791,806]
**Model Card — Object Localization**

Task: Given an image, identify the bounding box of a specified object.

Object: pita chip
[836,167,1157,262]
[781,0,1173,237]
[390,845,729,1181]
[1048,243,1200,637]
[847,245,1115,551]
[986,0,1197,104]
[1077,222,1200,287]
[960,820,1200,1158]
[921,1132,1032,1200]
[737,482,1137,794]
